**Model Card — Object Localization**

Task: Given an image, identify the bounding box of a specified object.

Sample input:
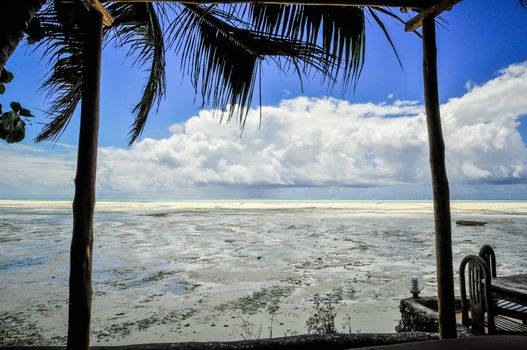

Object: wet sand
[1,200,526,345]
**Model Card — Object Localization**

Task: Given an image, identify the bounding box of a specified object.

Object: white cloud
[2,62,527,199]
[96,97,427,193]
[442,62,527,184]
[0,144,76,197]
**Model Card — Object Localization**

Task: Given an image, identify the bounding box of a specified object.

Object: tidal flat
[1,200,526,345]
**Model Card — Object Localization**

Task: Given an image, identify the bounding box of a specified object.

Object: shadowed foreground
[364,335,527,350]
[1,333,438,350]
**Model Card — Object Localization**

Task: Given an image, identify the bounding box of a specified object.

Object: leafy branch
[0,68,33,143]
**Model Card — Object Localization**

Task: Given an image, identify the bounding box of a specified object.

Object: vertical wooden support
[422,16,457,339]
[67,8,103,350]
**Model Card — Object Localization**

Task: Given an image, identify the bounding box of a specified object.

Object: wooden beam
[102,0,439,10]
[405,0,461,32]
[82,0,114,26]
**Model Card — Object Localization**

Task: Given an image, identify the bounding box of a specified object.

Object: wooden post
[67,8,103,350]
[422,16,457,339]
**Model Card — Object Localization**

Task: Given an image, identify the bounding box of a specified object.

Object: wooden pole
[422,16,457,339]
[67,8,103,350]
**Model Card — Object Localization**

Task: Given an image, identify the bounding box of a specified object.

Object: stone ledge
[395,297,472,336]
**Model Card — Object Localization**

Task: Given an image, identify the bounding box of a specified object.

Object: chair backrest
[459,255,494,334]
[479,244,497,278]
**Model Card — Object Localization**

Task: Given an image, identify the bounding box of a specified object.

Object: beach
[1,200,526,345]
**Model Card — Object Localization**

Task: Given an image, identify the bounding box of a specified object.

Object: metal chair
[459,255,494,335]
[479,245,527,325]
[479,244,497,278]
[460,254,527,335]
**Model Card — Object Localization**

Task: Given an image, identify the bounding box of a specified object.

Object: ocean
[1,200,526,345]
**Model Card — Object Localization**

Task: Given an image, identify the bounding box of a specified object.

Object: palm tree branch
[247,4,366,86]
[368,7,403,69]
[169,5,322,124]
[33,2,84,142]
[107,2,167,144]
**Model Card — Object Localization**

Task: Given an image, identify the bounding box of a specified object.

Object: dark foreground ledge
[1,333,438,350]
[364,335,527,350]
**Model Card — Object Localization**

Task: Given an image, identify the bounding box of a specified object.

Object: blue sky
[1,1,527,199]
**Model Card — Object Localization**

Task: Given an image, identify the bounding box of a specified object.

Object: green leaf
[6,118,26,143]
[0,123,8,140]
[0,111,26,143]
[0,83,5,94]
[10,102,22,112]
[0,111,14,140]
[1,110,17,125]
[19,108,33,117]
[0,68,13,83]
[3,71,14,83]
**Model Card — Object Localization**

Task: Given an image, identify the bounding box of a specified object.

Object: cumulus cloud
[2,62,527,199]
[442,62,527,183]
[97,98,427,194]
[95,62,527,195]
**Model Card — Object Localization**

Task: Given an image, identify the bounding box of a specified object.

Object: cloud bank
[2,62,527,199]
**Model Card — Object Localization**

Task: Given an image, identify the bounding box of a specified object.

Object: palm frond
[368,7,403,68]
[170,4,338,125]
[172,4,259,124]
[247,5,366,86]
[30,2,413,142]
[107,2,166,144]
[33,2,83,142]
[33,1,167,143]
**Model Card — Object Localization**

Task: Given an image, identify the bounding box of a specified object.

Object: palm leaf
[170,4,335,125]
[33,2,83,142]
[172,4,259,123]
[30,2,411,143]
[368,7,403,68]
[107,2,167,144]
[247,4,366,86]
[34,1,167,143]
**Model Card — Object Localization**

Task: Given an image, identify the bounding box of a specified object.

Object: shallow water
[0,201,526,345]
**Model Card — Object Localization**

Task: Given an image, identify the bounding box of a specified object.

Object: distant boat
[456,220,487,226]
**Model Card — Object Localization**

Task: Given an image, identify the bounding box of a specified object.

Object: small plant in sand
[238,319,262,340]
[342,314,353,334]
[267,301,279,338]
[284,328,298,337]
[305,294,338,334]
